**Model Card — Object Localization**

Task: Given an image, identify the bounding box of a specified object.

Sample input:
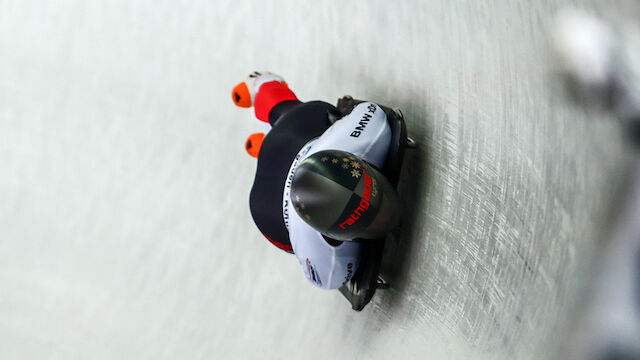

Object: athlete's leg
[249,101,335,252]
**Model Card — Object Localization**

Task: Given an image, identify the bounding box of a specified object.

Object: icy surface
[1,1,639,359]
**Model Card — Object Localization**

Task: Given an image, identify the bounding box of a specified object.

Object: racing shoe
[231,71,287,108]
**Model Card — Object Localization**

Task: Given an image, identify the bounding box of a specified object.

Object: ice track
[1,1,640,359]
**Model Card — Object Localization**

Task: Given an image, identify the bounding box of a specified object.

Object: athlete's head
[290,149,400,240]
[245,133,264,158]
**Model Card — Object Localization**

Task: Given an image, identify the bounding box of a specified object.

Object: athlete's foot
[244,132,265,158]
[231,71,286,108]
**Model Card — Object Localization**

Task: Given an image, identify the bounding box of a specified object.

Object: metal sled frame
[335,96,409,311]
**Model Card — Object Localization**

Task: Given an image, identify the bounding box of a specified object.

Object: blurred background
[1,1,639,359]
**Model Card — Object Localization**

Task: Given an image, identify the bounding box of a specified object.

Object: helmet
[290,149,400,240]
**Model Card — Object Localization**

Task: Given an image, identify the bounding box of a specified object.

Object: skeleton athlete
[232,72,400,289]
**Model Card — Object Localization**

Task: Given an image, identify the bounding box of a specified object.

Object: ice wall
[1,1,639,359]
